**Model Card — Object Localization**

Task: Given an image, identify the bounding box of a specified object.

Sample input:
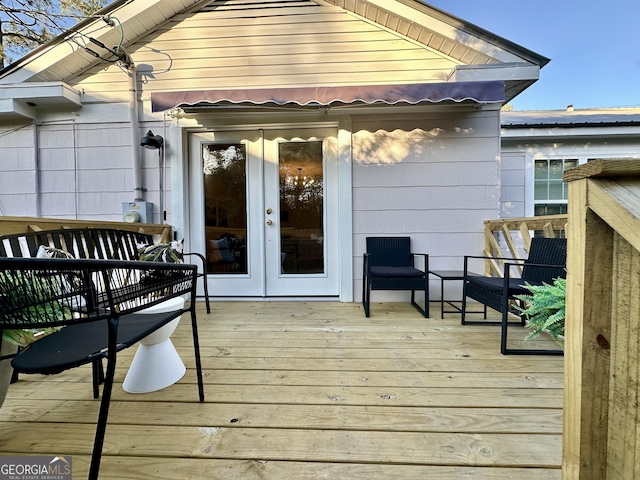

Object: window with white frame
[533,158,578,216]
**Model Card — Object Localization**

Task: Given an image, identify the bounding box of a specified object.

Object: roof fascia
[501,125,640,140]
[449,63,541,102]
[449,63,541,83]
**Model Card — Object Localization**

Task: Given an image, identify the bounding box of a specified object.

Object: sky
[426,0,640,111]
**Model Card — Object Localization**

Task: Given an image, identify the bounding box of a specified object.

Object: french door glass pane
[278,141,324,274]
[202,143,248,274]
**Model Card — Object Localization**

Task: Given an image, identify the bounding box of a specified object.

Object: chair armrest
[504,261,566,269]
[362,253,371,278]
[183,252,208,276]
[463,254,527,277]
[410,253,428,270]
[463,254,524,262]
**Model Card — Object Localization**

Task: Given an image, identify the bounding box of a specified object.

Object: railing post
[562,159,640,479]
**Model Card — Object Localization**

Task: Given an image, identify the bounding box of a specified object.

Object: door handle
[266,219,273,225]
[266,208,272,214]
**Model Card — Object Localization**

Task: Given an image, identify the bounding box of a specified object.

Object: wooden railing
[482,214,568,277]
[0,216,173,242]
[563,160,640,479]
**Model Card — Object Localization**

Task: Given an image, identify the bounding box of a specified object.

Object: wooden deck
[0,301,564,479]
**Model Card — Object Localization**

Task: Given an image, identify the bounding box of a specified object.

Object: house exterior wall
[0,0,537,302]
[500,135,640,217]
[0,124,37,216]
[500,151,526,218]
[351,108,501,300]
[0,120,168,223]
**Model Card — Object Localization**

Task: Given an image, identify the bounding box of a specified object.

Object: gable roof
[0,0,549,119]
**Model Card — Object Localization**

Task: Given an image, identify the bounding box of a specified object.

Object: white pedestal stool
[123,297,186,394]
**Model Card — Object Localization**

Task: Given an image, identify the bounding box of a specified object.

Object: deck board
[0,301,563,479]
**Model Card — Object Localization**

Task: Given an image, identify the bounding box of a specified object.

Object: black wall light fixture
[140,130,164,150]
[140,130,166,221]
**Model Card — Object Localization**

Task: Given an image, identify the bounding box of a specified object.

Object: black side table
[428,270,487,319]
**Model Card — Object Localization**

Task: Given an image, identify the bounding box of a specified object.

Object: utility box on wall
[122,201,154,223]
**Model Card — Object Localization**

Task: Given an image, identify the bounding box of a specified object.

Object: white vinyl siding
[501,137,640,218]
[0,125,38,216]
[0,122,168,222]
[499,151,526,218]
[351,109,501,300]
[70,5,461,103]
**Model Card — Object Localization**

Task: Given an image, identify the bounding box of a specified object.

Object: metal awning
[151,81,504,112]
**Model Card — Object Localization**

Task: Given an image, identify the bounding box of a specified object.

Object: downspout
[33,123,41,217]
[128,63,143,201]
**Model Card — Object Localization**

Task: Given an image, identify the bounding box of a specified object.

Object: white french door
[188,127,340,297]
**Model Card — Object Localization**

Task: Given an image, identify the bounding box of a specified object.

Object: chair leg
[9,346,22,384]
[361,257,372,317]
[88,319,118,480]
[500,301,563,356]
[423,279,430,318]
[500,306,510,355]
[201,274,211,314]
[190,309,205,402]
[461,286,468,325]
[363,281,371,317]
[410,290,429,318]
[91,359,104,399]
[426,284,430,318]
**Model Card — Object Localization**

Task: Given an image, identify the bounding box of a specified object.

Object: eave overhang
[0,82,82,120]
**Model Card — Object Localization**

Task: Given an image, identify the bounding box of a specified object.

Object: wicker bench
[0,227,210,312]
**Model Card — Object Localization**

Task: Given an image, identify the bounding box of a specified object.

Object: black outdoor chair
[0,258,205,480]
[362,237,429,318]
[461,237,567,355]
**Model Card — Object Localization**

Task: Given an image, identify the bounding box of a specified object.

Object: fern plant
[515,277,566,349]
